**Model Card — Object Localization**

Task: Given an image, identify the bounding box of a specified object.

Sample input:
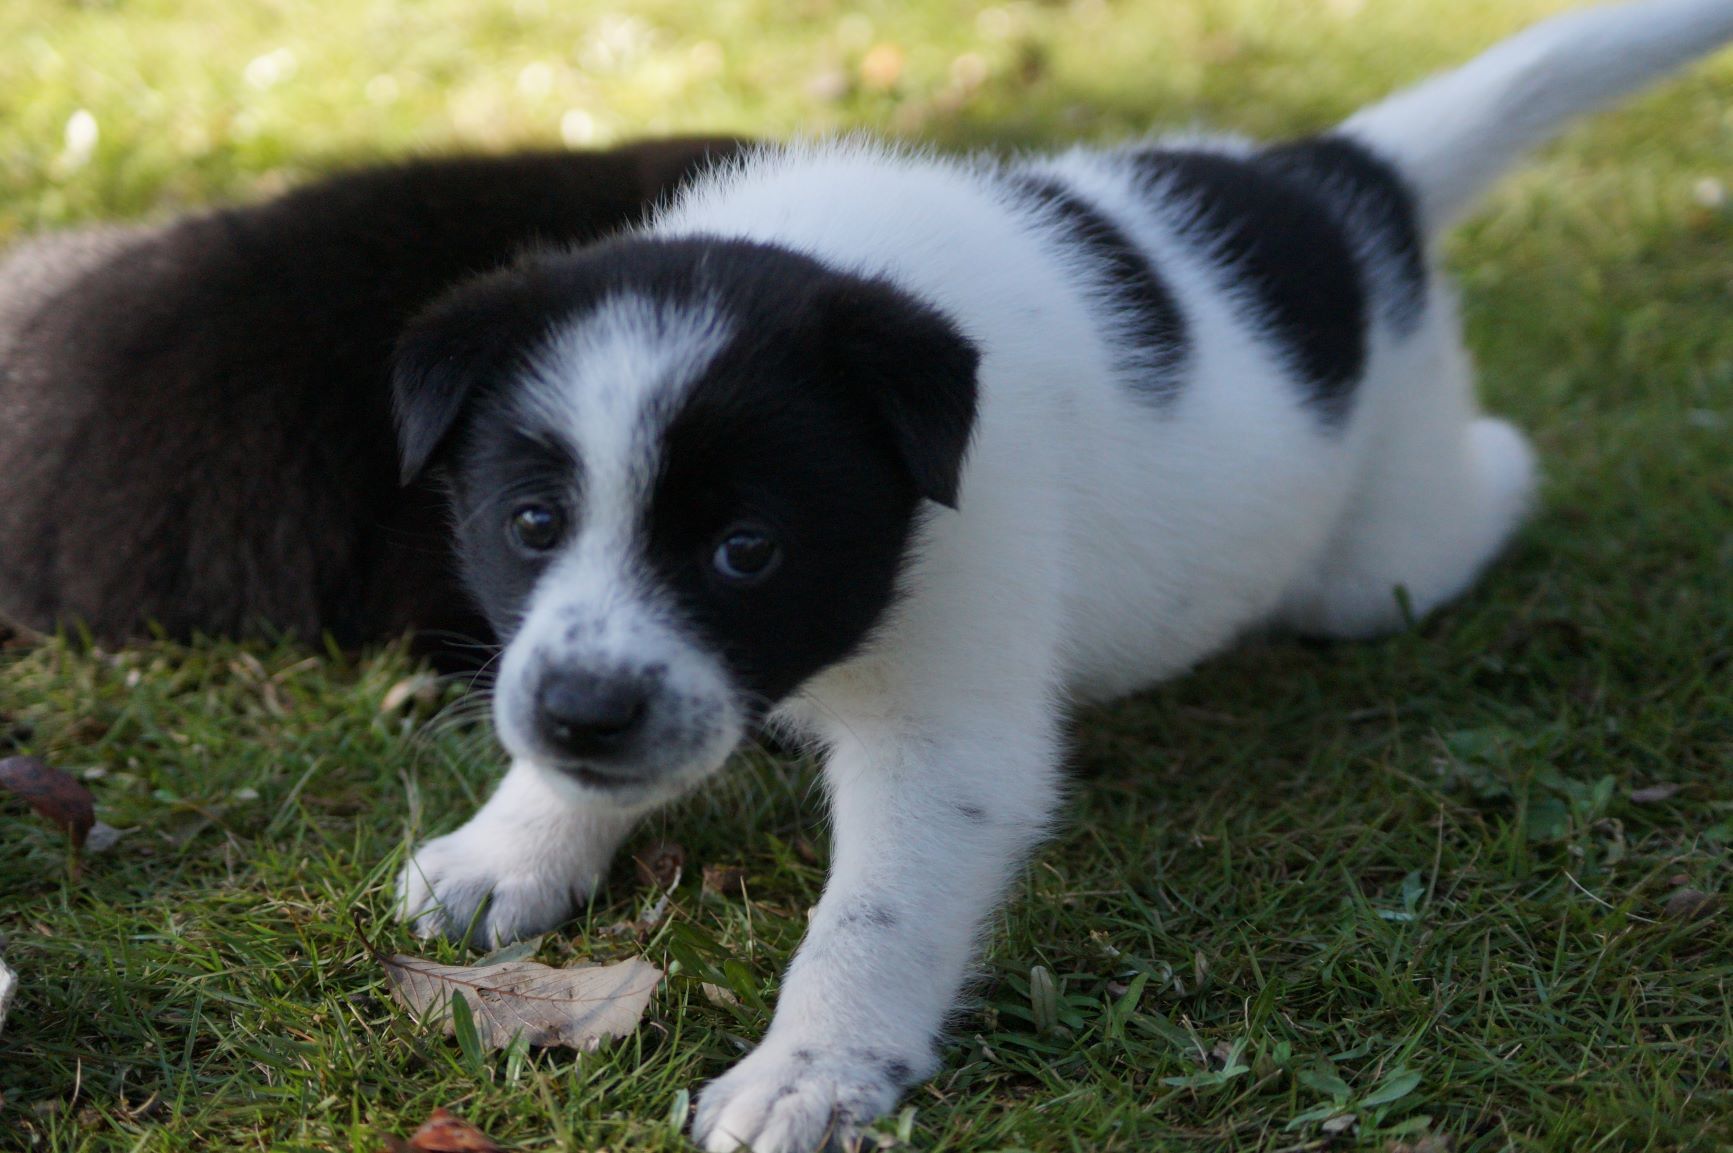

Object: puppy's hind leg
[1280,321,1538,640]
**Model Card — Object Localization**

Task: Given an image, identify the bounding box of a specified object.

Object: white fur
[397,756,642,944]
[395,3,1732,1149]
[1342,0,1733,229]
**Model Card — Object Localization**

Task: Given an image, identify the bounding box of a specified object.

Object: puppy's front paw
[395,824,600,949]
[693,1043,917,1153]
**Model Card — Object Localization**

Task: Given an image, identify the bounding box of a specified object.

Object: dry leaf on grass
[702,863,748,898]
[1663,888,1718,921]
[1386,1134,1456,1153]
[0,756,95,849]
[85,821,127,853]
[1629,783,1682,804]
[381,674,442,714]
[384,1106,505,1152]
[632,840,686,889]
[1321,1113,1358,1137]
[701,981,742,1008]
[380,949,662,1051]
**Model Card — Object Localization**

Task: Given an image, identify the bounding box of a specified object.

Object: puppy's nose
[536,670,649,759]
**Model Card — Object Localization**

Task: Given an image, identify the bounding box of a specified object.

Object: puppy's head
[393,238,978,804]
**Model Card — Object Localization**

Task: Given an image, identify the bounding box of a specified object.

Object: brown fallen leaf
[701,981,742,1008]
[392,1106,505,1152]
[85,821,128,853]
[0,756,95,849]
[381,950,662,1051]
[702,863,748,899]
[1322,1112,1358,1137]
[1386,1134,1456,1153]
[381,674,442,714]
[1663,888,1719,921]
[632,840,686,890]
[1629,783,1682,804]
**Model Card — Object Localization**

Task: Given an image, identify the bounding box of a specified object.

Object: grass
[2,0,1732,1149]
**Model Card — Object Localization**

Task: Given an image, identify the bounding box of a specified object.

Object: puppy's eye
[509,503,564,552]
[711,526,781,585]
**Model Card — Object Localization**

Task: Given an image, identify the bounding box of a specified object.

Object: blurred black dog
[0,137,740,661]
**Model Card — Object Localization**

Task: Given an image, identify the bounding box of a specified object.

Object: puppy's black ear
[820,281,980,509]
[392,282,540,485]
[392,322,472,486]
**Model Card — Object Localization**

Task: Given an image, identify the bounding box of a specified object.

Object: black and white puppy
[392,3,1732,1149]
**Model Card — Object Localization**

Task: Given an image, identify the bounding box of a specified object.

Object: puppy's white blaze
[517,292,731,536]
[493,295,744,799]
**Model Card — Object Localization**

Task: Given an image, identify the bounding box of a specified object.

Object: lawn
[2,0,1731,1150]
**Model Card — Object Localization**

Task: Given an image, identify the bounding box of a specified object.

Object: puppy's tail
[1339,0,1733,232]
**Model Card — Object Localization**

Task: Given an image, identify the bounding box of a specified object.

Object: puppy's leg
[396,758,640,948]
[693,715,1059,1153]
[1280,316,1537,639]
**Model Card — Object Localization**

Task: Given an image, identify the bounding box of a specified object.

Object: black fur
[0,138,743,659]
[881,1060,914,1084]
[1261,136,1428,332]
[407,237,979,711]
[650,246,979,707]
[1131,144,1373,422]
[832,900,899,929]
[1011,174,1189,406]
[446,427,581,642]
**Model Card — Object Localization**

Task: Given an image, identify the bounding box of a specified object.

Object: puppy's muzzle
[534,667,656,771]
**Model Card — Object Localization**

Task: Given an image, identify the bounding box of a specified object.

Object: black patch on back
[1261,136,1427,332]
[1010,174,1188,406]
[1129,138,1429,424]
[1132,146,1371,422]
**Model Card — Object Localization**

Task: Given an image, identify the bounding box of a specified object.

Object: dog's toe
[394,828,585,948]
[693,1044,908,1153]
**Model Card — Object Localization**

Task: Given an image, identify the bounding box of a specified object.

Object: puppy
[391,2,1733,1149]
[0,138,740,659]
